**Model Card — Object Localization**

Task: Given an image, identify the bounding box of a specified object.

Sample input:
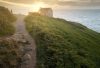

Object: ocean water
[54,9,100,33]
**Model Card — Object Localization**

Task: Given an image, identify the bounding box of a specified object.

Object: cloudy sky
[0,0,100,14]
[0,0,100,6]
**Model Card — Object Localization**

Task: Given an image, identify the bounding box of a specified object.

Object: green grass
[25,13,100,68]
[0,6,16,36]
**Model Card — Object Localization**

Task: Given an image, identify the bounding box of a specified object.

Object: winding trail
[13,15,36,68]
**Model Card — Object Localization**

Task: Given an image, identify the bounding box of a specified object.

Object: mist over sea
[54,9,100,33]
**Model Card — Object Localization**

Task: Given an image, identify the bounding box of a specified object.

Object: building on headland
[39,8,53,17]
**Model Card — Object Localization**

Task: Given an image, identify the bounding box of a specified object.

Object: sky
[0,0,100,6]
[0,0,100,14]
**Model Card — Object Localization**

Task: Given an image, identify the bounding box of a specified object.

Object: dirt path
[13,15,36,68]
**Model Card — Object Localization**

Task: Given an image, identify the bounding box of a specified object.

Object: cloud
[3,0,58,5]
[57,0,100,6]
[1,0,100,7]
[3,0,36,4]
[0,0,31,7]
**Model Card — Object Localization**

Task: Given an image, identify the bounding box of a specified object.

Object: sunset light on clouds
[0,0,51,12]
[1,0,100,7]
[0,0,100,14]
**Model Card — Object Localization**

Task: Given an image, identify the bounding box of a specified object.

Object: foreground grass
[25,13,100,68]
[0,6,16,36]
[0,6,21,68]
[0,38,21,68]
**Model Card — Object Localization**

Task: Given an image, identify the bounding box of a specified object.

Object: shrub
[0,6,16,36]
[0,38,21,68]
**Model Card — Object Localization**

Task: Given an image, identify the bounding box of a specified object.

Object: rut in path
[13,15,36,68]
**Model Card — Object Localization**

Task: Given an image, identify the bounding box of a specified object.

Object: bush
[0,6,16,36]
[0,38,21,68]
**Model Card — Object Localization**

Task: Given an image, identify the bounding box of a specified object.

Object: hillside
[0,6,16,36]
[25,13,100,68]
[0,6,21,68]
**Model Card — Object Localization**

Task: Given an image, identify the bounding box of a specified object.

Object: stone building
[39,8,53,17]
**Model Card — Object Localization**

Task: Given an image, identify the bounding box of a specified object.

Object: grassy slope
[0,6,16,36]
[25,13,100,68]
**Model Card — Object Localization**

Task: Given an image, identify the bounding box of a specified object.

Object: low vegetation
[0,6,21,68]
[0,6,16,36]
[0,38,21,68]
[25,13,100,68]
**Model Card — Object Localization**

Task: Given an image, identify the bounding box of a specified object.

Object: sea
[54,9,100,33]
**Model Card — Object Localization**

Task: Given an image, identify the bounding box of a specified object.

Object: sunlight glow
[31,2,49,12]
